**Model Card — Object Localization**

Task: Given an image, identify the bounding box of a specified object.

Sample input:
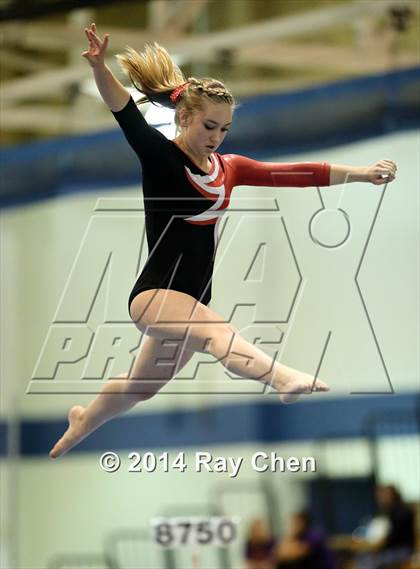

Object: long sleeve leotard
[111,96,331,313]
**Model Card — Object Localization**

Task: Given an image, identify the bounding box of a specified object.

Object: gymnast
[50,23,397,458]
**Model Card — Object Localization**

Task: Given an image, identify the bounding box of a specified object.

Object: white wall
[0,128,419,568]
[1,129,418,420]
[14,436,420,568]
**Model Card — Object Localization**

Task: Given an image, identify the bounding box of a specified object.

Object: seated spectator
[245,517,276,569]
[273,511,336,569]
[356,484,416,569]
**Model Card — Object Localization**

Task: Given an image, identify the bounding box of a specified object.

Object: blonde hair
[115,42,235,127]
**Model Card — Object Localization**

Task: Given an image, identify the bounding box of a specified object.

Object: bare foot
[273,367,330,404]
[49,405,89,459]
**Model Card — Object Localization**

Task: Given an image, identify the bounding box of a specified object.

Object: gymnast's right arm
[82,23,160,158]
[82,23,129,111]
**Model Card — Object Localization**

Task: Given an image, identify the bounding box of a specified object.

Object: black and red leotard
[111,96,331,313]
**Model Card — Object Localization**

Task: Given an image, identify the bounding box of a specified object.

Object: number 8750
[151,517,238,548]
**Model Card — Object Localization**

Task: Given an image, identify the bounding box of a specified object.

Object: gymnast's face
[181,101,233,156]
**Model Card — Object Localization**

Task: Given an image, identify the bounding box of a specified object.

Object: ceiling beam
[1,64,92,103]
[1,105,111,132]
[2,0,415,52]
[0,49,54,72]
[237,42,419,73]
[1,0,418,104]
[165,0,210,35]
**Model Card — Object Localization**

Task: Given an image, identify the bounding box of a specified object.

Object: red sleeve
[222,153,331,188]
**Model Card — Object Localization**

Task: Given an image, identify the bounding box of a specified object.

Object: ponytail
[115,42,235,122]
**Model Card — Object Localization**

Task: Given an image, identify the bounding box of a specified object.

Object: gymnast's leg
[49,334,194,458]
[50,288,329,458]
[130,289,329,401]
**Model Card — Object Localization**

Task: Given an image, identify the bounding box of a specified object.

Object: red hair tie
[170,82,190,104]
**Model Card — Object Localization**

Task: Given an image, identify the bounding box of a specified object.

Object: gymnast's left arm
[223,154,331,188]
[329,159,397,185]
[223,154,397,188]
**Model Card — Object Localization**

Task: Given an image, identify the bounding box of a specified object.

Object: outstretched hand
[365,159,397,185]
[82,22,109,68]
